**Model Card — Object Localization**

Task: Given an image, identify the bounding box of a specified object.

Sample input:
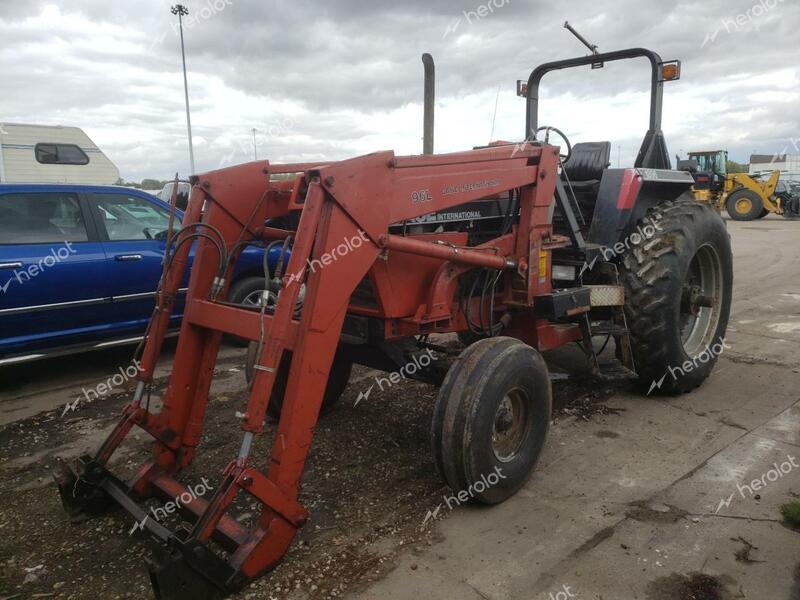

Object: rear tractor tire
[245,343,352,420]
[621,197,733,395]
[725,189,764,221]
[431,337,551,504]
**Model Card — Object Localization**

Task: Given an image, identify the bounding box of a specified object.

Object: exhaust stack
[422,53,435,155]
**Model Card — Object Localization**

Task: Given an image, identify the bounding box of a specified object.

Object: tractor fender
[587,168,694,248]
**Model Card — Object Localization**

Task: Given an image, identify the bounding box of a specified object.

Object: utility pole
[171,4,195,174]
[252,128,258,160]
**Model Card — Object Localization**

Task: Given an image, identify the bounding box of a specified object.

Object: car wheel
[227,277,274,346]
[229,276,274,309]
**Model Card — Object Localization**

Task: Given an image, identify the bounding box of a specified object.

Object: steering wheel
[535,126,572,164]
[144,227,175,240]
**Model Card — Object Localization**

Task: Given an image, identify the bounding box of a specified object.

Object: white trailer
[0,123,120,184]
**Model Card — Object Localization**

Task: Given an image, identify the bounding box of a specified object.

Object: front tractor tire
[431,337,551,504]
[621,197,733,395]
[725,189,764,221]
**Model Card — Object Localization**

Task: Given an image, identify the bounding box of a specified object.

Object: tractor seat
[562,141,612,191]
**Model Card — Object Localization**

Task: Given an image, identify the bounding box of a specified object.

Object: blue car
[0,184,275,364]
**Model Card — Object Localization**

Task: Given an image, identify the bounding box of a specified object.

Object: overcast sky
[1,0,798,181]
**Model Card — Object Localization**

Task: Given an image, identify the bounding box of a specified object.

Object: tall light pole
[251,128,258,160]
[171,4,195,174]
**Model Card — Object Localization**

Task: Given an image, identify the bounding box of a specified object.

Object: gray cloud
[1,0,797,180]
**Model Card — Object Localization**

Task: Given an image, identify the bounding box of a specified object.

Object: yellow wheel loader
[678,150,799,220]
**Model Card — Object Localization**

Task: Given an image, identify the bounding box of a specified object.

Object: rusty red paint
[616,168,643,209]
[76,141,592,589]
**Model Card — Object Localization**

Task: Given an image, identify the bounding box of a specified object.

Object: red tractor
[56,47,732,598]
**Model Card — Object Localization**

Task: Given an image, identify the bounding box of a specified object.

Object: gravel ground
[0,342,624,600]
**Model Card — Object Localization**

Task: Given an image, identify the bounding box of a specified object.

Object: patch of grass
[780,501,800,528]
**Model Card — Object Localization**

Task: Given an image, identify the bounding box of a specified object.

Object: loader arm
[57,142,588,597]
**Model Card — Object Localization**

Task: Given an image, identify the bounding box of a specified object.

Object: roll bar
[524,48,680,170]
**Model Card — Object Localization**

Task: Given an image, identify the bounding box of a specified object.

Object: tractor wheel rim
[492,387,530,462]
[735,198,753,214]
[679,243,723,357]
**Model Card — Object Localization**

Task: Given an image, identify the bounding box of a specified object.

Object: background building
[749,152,800,183]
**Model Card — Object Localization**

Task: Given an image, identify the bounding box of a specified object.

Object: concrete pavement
[351,215,800,600]
[1,215,797,600]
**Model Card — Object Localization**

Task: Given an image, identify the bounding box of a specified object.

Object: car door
[87,191,187,331]
[0,188,115,358]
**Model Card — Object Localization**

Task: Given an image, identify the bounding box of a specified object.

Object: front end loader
[55,47,733,599]
[723,170,790,220]
[679,149,796,219]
